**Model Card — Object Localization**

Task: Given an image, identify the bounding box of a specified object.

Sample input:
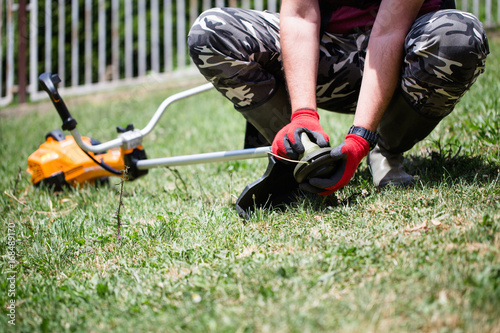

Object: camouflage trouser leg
[188,7,489,120]
[317,9,489,116]
[402,9,489,118]
[188,8,283,108]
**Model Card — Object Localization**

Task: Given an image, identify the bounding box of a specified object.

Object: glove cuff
[291,109,319,121]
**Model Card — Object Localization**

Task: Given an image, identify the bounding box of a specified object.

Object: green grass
[1,36,499,332]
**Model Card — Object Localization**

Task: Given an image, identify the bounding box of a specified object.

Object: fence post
[202,0,211,11]
[125,0,133,79]
[28,0,38,100]
[98,0,106,82]
[111,0,119,80]
[71,0,79,87]
[58,0,65,87]
[138,0,146,76]
[164,0,173,72]
[0,0,3,103]
[176,0,186,69]
[151,0,160,73]
[44,0,52,74]
[485,0,492,25]
[473,0,479,17]
[17,0,27,103]
[84,0,92,86]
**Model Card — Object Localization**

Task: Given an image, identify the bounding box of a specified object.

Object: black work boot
[368,145,415,187]
[236,84,291,148]
[368,91,442,187]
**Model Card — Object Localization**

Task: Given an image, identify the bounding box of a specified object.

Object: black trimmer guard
[235,155,301,220]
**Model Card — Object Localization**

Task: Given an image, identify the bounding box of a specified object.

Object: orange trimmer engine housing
[27,130,126,189]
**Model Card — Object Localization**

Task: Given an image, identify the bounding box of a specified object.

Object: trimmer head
[292,132,338,183]
[293,147,334,183]
[235,138,343,219]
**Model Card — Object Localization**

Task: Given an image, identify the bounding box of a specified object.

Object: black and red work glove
[272,109,330,160]
[300,127,376,196]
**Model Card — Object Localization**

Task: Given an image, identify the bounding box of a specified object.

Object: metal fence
[0,0,497,107]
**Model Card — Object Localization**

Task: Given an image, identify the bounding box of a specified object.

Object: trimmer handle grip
[39,73,77,131]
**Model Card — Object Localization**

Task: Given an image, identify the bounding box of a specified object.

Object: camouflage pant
[188,7,489,119]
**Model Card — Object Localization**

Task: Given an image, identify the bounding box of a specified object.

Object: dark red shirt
[326,0,443,34]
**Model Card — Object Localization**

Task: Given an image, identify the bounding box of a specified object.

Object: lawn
[0,34,499,332]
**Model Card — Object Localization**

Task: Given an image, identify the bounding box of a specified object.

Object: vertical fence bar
[84,0,92,85]
[267,0,277,11]
[176,0,186,69]
[485,0,492,25]
[44,0,52,73]
[190,0,198,25]
[18,0,27,103]
[98,0,105,82]
[461,0,468,12]
[215,0,224,7]
[71,0,79,87]
[242,0,250,9]
[164,0,173,72]
[1,0,14,106]
[28,0,38,100]
[188,0,198,66]
[6,0,14,103]
[202,0,211,11]
[124,0,132,79]
[58,0,65,86]
[151,0,160,73]
[111,0,119,80]
[138,0,146,76]
[473,0,480,16]
[254,0,263,11]
[0,0,4,103]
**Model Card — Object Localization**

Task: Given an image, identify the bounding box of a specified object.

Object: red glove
[272,109,330,160]
[300,134,370,195]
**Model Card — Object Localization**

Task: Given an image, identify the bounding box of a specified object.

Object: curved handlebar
[38,73,77,131]
[38,73,272,169]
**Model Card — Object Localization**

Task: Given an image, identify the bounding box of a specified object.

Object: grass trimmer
[28,73,336,218]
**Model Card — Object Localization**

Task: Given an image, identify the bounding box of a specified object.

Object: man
[188,0,488,197]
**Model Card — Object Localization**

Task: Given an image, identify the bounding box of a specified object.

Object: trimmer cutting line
[27,73,340,218]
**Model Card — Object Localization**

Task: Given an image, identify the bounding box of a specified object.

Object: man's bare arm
[280,0,321,113]
[353,0,425,132]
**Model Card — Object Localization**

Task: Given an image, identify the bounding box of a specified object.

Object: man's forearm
[353,33,405,132]
[280,0,321,113]
[353,0,424,132]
